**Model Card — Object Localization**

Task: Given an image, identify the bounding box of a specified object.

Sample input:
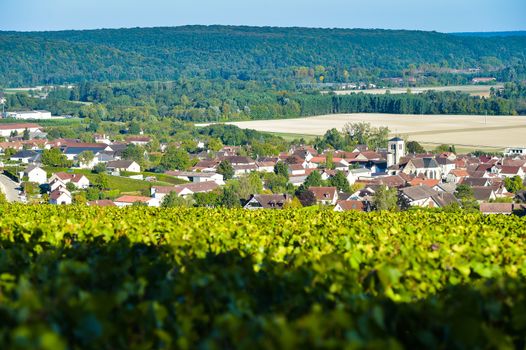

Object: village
[1,120,526,215]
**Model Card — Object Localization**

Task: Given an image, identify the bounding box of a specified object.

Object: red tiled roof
[0,123,41,130]
[336,200,366,211]
[114,195,152,203]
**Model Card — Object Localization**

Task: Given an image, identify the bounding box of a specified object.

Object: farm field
[229,113,526,148]
[0,205,526,348]
[328,84,503,97]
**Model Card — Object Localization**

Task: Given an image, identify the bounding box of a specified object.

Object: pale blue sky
[2,0,525,32]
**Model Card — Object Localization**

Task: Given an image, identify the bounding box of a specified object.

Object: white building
[0,123,42,137]
[6,110,53,120]
[21,165,47,185]
[49,188,72,205]
[504,147,526,157]
[387,137,405,167]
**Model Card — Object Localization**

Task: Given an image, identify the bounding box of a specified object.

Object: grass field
[229,113,526,149]
[327,84,503,98]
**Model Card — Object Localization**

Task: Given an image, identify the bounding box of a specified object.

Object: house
[399,185,447,208]
[446,169,469,184]
[94,134,112,145]
[334,200,369,212]
[479,203,513,215]
[22,165,47,184]
[87,199,116,207]
[471,186,497,203]
[106,160,141,173]
[233,164,258,176]
[256,161,276,173]
[165,171,224,185]
[243,194,292,210]
[125,136,152,146]
[10,150,41,164]
[499,166,524,179]
[221,156,256,166]
[309,186,338,205]
[289,175,308,187]
[152,182,219,200]
[462,177,491,187]
[62,144,110,161]
[192,160,220,172]
[49,188,72,205]
[0,123,42,137]
[408,178,440,188]
[114,195,157,207]
[48,172,90,190]
[372,175,407,188]
[504,147,526,157]
[347,168,373,184]
[434,182,457,194]
[402,158,442,179]
[288,164,306,176]
[435,157,456,178]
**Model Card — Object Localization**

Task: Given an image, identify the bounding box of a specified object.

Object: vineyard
[1,205,526,349]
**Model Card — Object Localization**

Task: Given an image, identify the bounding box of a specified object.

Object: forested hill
[1,25,526,87]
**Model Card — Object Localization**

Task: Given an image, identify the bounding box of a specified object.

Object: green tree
[160,146,191,171]
[263,173,288,193]
[372,185,398,211]
[455,184,479,212]
[274,162,289,180]
[504,176,524,194]
[329,170,350,192]
[283,197,303,208]
[66,182,77,192]
[122,144,145,164]
[217,160,235,181]
[304,171,324,188]
[230,172,263,200]
[22,128,30,140]
[193,192,220,207]
[296,186,316,207]
[406,141,425,154]
[0,191,7,204]
[94,173,109,190]
[219,187,240,208]
[325,152,334,170]
[42,148,69,167]
[93,163,107,174]
[504,175,524,193]
[78,151,95,167]
[162,192,193,207]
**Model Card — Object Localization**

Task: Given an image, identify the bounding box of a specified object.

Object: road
[0,174,21,202]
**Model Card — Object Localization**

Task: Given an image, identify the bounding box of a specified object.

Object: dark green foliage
[159,146,191,171]
[41,148,71,167]
[274,162,289,179]
[329,170,350,192]
[373,185,399,211]
[504,176,525,194]
[2,26,526,86]
[219,187,240,208]
[406,141,425,154]
[217,160,235,181]
[296,186,316,206]
[303,171,324,188]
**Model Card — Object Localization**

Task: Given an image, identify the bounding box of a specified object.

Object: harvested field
[326,84,502,97]
[228,113,526,148]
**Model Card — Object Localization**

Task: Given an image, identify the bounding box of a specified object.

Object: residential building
[309,186,338,205]
[244,194,292,210]
[106,160,141,173]
[22,165,47,184]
